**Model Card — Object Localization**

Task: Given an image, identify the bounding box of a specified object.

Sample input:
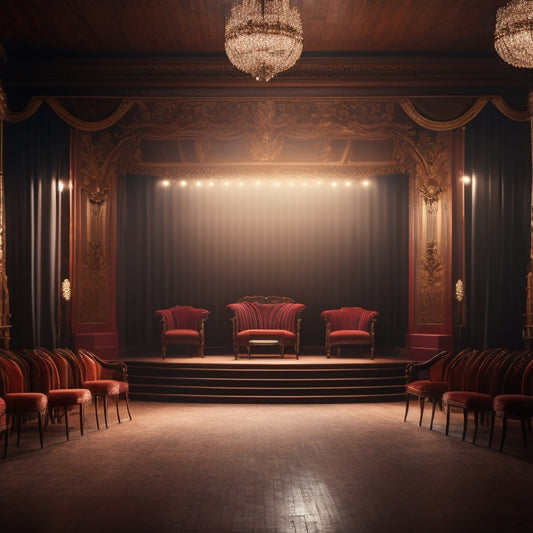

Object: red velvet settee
[226,296,305,359]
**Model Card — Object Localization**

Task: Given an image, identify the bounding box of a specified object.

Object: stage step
[124,359,409,403]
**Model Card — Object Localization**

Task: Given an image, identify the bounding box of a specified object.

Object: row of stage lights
[160,179,372,189]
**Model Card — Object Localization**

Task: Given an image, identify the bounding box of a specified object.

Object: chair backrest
[405,350,450,382]
[36,347,72,389]
[474,348,514,395]
[227,301,305,333]
[427,352,452,381]
[445,348,479,390]
[520,356,533,395]
[0,351,25,393]
[499,352,533,395]
[321,307,379,333]
[77,349,101,381]
[55,348,85,387]
[31,349,62,393]
[155,306,209,330]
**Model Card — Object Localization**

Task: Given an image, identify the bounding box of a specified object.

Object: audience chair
[442,349,515,444]
[321,307,379,359]
[0,390,9,457]
[404,350,460,430]
[155,305,210,359]
[0,370,10,457]
[79,348,132,429]
[31,348,92,441]
[489,353,533,452]
[0,349,48,451]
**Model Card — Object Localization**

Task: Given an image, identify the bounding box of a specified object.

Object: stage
[122,353,412,404]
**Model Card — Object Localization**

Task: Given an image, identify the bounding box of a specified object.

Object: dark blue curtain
[463,103,531,349]
[117,174,409,354]
[4,105,70,349]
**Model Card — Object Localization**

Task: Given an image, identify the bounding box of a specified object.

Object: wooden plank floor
[2,401,532,532]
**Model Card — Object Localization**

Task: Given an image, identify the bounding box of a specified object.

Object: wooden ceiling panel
[0,0,528,104]
[0,0,512,56]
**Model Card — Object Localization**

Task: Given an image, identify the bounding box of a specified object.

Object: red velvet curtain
[118,174,409,354]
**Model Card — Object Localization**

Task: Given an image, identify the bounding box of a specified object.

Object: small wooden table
[247,339,282,359]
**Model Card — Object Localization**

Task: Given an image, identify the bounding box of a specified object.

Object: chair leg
[16,414,22,446]
[500,415,508,452]
[162,346,166,360]
[445,406,450,436]
[488,411,496,448]
[124,394,132,421]
[418,397,425,427]
[430,399,438,430]
[64,406,70,441]
[462,409,468,441]
[115,396,121,424]
[103,396,109,429]
[473,411,479,444]
[94,397,101,430]
[404,394,410,422]
[79,404,85,436]
[37,411,44,449]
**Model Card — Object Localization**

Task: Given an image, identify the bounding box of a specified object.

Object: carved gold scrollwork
[421,241,443,286]
[417,241,445,324]
[80,240,107,323]
[419,178,447,214]
[81,175,110,215]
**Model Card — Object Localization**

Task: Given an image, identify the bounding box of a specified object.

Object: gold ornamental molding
[73,98,453,329]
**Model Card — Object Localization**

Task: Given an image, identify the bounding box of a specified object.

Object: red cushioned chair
[404,350,461,430]
[321,307,379,359]
[155,305,210,359]
[489,353,533,452]
[31,348,92,441]
[226,296,305,360]
[77,348,132,429]
[442,348,517,444]
[0,390,9,457]
[0,349,48,452]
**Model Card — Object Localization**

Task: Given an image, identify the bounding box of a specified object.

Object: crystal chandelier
[225,0,303,82]
[495,0,533,68]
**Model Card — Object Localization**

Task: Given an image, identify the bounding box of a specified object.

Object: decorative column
[405,130,454,360]
[70,130,119,359]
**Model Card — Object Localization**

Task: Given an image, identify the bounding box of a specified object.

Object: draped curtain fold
[4,105,70,348]
[117,174,409,353]
[463,103,531,349]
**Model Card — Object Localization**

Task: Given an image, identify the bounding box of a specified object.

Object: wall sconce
[61,278,71,302]
[455,278,464,303]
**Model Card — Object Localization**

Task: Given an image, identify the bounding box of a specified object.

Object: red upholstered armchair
[226,296,306,359]
[155,305,210,359]
[321,307,379,359]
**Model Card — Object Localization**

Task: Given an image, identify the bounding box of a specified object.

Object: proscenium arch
[70,98,456,356]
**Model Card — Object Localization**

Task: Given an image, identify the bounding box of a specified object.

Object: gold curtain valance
[2,94,529,131]
[399,95,529,131]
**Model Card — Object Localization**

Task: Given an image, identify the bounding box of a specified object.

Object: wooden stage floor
[121,353,413,365]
